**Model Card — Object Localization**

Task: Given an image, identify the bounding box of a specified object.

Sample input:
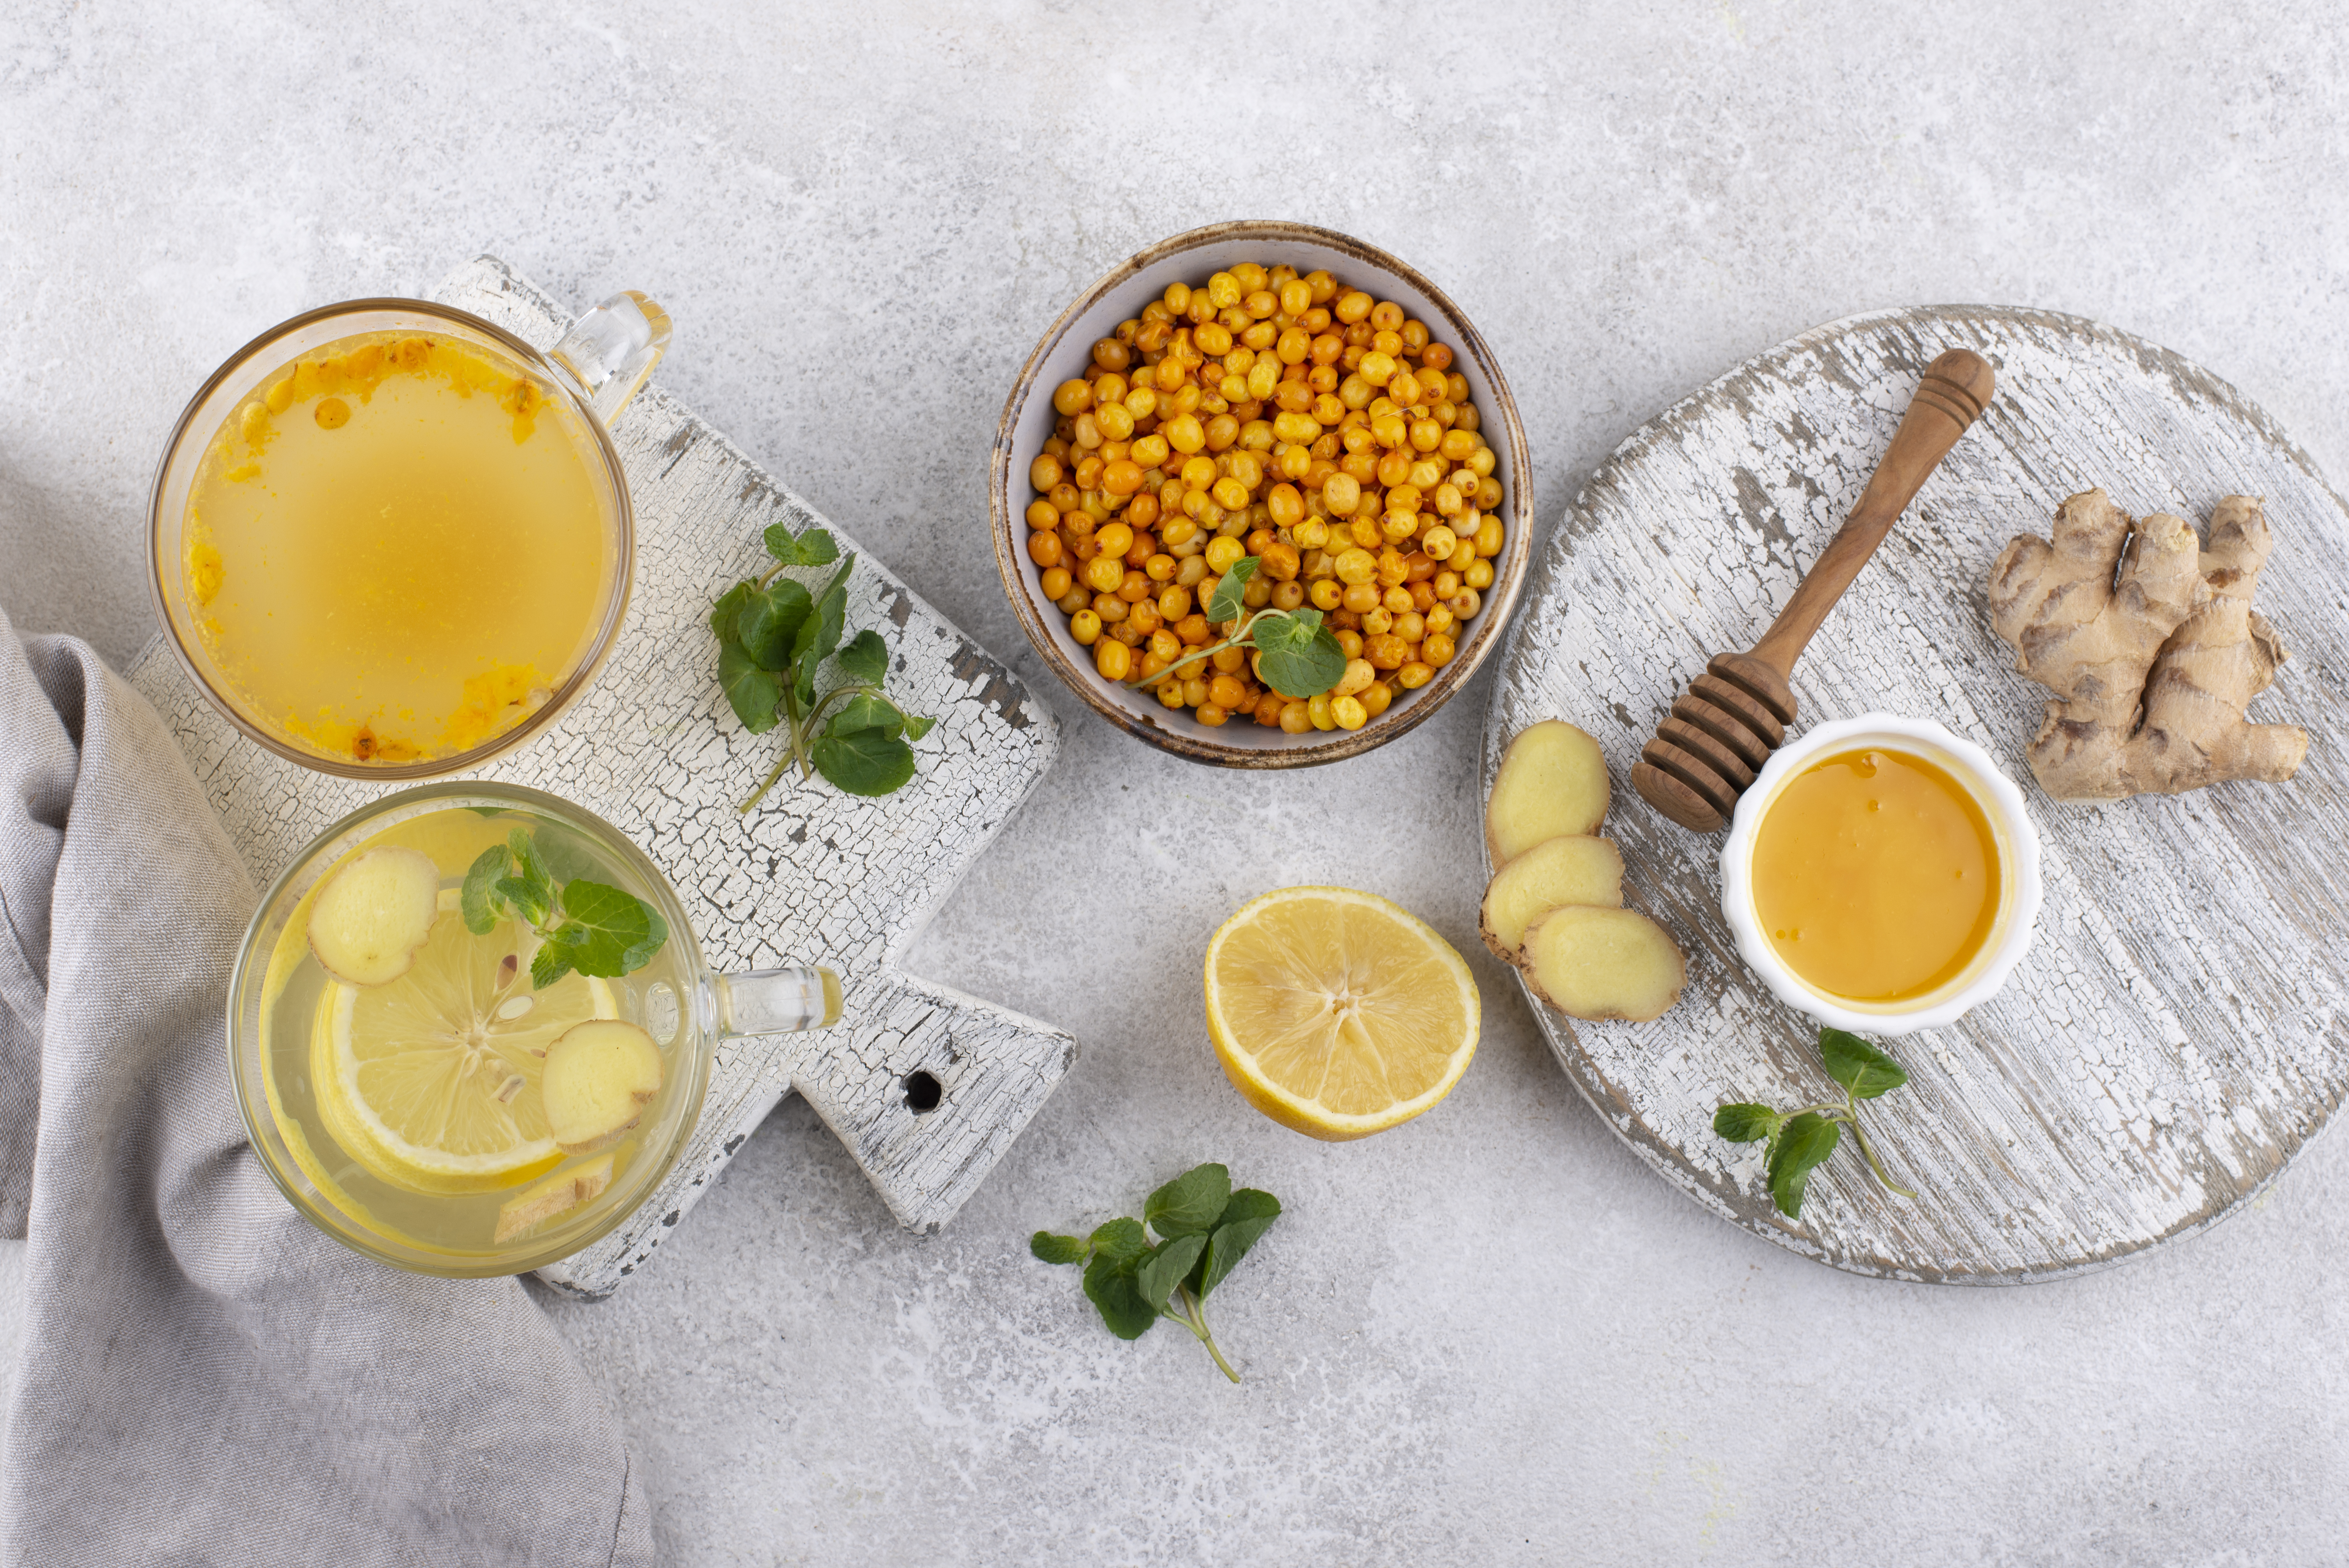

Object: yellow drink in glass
[179,330,618,766]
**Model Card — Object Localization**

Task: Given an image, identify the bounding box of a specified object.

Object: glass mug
[148,292,670,779]
[228,781,840,1275]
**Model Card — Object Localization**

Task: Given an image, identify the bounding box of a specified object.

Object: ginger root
[1485,720,1609,864]
[308,847,441,987]
[1479,835,1624,960]
[542,1020,664,1155]
[1515,906,1687,1022]
[493,1153,615,1244]
[1988,488,2307,802]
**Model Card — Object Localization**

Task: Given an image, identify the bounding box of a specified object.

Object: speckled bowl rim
[1719,713,2044,1035]
[989,220,1534,768]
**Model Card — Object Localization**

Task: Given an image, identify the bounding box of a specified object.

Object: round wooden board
[1486,305,2349,1283]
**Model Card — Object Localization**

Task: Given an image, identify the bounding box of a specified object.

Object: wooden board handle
[1748,348,1994,675]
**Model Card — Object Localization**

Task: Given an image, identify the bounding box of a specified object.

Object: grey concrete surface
[6,2,2348,1563]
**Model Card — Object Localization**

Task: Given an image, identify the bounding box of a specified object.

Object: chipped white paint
[130,257,1077,1299]
[1486,306,2347,1283]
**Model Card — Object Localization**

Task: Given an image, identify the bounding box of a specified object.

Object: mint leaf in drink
[554,879,667,978]
[1768,1112,1840,1219]
[811,724,916,798]
[718,642,783,734]
[1144,1162,1231,1238]
[738,580,813,671]
[1712,1104,1782,1143]
[1137,1234,1209,1313]
[1818,1028,1908,1099]
[836,627,889,687]
[1205,555,1258,625]
[1030,1232,1089,1266]
[1711,1028,1919,1222]
[763,523,839,567]
[530,941,575,992]
[1034,1165,1279,1382]
[461,844,511,936]
[1189,1189,1281,1300]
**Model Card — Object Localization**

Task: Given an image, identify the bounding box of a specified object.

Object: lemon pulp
[311,891,615,1193]
[1204,886,1480,1141]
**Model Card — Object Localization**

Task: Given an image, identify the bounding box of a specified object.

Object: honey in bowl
[1749,747,2001,1003]
[179,330,619,765]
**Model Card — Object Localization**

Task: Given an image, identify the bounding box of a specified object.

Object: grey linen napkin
[0,610,655,1567]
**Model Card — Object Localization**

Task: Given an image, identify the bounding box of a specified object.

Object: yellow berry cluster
[1022,262,1504,734]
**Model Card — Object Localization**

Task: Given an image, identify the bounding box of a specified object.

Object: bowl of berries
[991,220,1533,766]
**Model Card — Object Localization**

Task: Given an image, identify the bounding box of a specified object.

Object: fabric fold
[0,611,653,1568]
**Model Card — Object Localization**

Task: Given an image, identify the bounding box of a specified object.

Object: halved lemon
[1203,886,1480,1141]
[311,890,616,1193]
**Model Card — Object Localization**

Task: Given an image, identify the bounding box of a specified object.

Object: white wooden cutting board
[131,255,1076,1299]
[1487,305,2347,1283]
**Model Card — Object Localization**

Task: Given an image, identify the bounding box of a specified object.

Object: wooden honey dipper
[1632,348,1996,832]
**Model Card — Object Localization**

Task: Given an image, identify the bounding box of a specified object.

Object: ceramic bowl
[989,220,1533,767]
[1720,714,2043,1035]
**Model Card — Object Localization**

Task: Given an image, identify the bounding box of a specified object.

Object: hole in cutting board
[903,1071,943,1113]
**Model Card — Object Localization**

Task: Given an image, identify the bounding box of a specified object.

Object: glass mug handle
[549,290,672,426]
[711,966,844,1039]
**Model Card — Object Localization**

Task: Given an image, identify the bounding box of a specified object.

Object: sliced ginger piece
[492,1152,616,1245]
[1515,905,1686,1022]
[1479,835,1625,960]
[1988,488,2307,800]
[307,846,442,987]
[1486,720,1609,865]
[542,1020,663,1155]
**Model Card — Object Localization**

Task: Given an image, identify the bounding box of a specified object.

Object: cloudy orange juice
[178,330,620,766]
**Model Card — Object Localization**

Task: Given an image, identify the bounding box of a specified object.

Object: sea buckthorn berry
[1207,673,1248,711]
[1057,586,1091,615]
[1177,614,1212,645]
[1102,459,1144,497]
[1331,694,1368,731]
[1376,448,1415,487]
[1396,661,1433,690]
[1410,419,1443,454]
[1340,586,1379,619]
[1440,429,1479,462]
[1369,301,1404,332]
[1157,679,1185,708]
[1071,609,1102,645]
[1095,522,1134,559]
[1359,681,1394,718]
[1463,559,1494,590]
[1094,638,1133,681]
[1030,454,1065,491]
[1359,350,1397,388]
[1204,535,1246,574]
[1422,632,1458,666]
[1322,474,1362,516]
[1362,608,1394,637]
[1306,578,1341,611]
[1025,499,1060,531]
[1091,340,1130,373]
[1052,379,1094,416]
[1128,597,1163,633]
[1041,566,1073,600]
[1387,370,1423,407]
[1261,541,1302,581]
[1028,531,1064,568]
[1145,553,1177,583]
[1083,554,1125,594]
[1149,628,1182,662]
[1196,703,1230,727]
[1365,633,1410,670]
[1117,571,1152,603]
[1278,699,1314,734]
[1333,659,1376,698]
[1164,281,1193,313]
[1294,519,1330,552]
[1334,290,1373,324]
[1335,629,1365,659]
[1253,692,1288,727]
[1211,646,1248,674]
[1333,547,1377,585]
[1420,524,1459,560]
[1270,581,1305,611]
[1380,586,1414,616]
[1093,593,1128,622]
[1073,456,1105,491]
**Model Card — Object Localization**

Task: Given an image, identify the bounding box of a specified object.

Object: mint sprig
[1123,555,1347,700]
[1030,1162,1281,1383]
[462,829,670,990]
[1713,1028,1919,1221]
[711,525,935,811]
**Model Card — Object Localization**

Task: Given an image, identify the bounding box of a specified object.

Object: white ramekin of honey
[1720,714,2043,1035]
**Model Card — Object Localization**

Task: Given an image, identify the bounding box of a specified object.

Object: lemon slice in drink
[312,891,617,1194]
[1203,886,1480,1141]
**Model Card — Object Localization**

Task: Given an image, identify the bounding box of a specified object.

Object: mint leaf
[1145,1163,1232,1238]
[1713,1104,1782,1143]
[1190,1189,1280,1299]
[1768,1112,1841,1219]
[718,642,783,734]
[1256,622,1347,699]
[460,845,510,935]
[1137,1234,1209,1313]
[1088,1217,1148,1266]
[811,726,915,797]
[1082,1253,1156,1340]
[1205,556,1258,625]
[738,580,813,671]
[827,692,904,738]
[530,941,575,991]
[764,523,838,567]
[902,713,936,742]
[1818,1029,1908,1100]
[837,627,889,687]
[709,579,756,645]
[557,879,664,978]
[1030,1232,1088,1266]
